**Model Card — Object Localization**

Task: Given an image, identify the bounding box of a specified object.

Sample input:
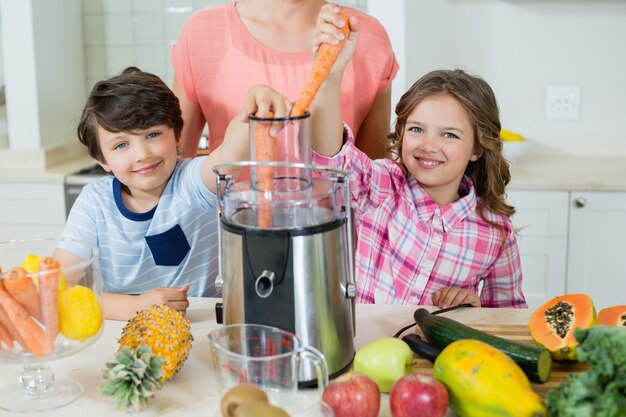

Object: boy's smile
[96,124,179,211]
[401,93,481,206]
[132,161,162,175]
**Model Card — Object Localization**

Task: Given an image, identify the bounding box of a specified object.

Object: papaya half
[597,305,626,327]
[529,294,595,361]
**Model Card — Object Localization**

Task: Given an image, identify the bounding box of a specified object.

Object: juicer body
[213,162,356,384]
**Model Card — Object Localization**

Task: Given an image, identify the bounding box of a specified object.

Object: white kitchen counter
[0,298,530,417]
[0,155,94,184]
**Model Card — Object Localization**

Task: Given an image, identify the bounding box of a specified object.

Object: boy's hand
[239,84,291,137]
[240,85,291,121]
[432,287,481,309]
[137,285,190,316]
[312,3,361,78]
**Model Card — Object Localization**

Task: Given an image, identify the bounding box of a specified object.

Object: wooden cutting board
[412,324,588,397]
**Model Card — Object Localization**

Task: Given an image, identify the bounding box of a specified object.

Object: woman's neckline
[229,2,313,59]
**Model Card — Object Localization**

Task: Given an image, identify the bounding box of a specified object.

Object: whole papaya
[433,339,546,417]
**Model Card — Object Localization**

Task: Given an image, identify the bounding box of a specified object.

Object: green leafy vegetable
[546,325,626,417]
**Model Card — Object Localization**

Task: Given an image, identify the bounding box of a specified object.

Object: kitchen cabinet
[507,190,569,309]
[508,189,626,310]
[567,191,626,308]
[0,182,66,241]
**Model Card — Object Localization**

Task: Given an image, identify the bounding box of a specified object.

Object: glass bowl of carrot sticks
[0,238,103,412]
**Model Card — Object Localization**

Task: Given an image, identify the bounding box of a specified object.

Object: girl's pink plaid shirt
[313,127,527,308]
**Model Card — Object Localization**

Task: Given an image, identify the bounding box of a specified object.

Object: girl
[311,6,527,308]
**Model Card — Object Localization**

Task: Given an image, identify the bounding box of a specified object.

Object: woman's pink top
[172,3,399,153]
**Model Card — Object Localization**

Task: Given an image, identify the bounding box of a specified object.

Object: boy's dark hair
[389,69,515,231]
[77,67,184,162]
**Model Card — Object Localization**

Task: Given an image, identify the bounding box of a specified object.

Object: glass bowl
[0,238,103,412]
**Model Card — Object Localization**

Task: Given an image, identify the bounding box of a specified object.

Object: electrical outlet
[545,85,581,120]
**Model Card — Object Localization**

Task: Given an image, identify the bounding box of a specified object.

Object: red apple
[322,370,380,417]
[389,373,448,417]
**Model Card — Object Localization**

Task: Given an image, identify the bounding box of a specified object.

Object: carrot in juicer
[37,257,60,346]
[3,267,43,322]
[253,111,277,228]
[254,12,350,227]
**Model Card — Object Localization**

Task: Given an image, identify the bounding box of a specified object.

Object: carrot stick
[38,257,60,345]
[0,286,26,349]
[290,13,351,117]
[3,267,43,322]
[0,285,51,356]
[0,303,23,349]
[0,317,13,349]
[254,111,276,228]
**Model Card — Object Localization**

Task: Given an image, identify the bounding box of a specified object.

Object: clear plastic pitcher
[209,323,328,392]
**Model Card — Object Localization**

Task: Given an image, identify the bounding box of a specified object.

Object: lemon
[500,129,525,142]
[20,254,67,292]
[58,285,103,342]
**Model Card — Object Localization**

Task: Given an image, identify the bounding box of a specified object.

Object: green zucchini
[414,308,552,383]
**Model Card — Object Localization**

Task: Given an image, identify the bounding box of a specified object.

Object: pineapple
[101,346,164,412]
[118,305,193,381]
[100,305,193,411]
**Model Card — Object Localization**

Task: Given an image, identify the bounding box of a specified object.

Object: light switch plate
[545,85,581,120]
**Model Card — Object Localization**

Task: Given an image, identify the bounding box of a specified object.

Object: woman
[172,0,398,159]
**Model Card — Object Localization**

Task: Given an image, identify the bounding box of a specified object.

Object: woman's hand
[432,286,481,309]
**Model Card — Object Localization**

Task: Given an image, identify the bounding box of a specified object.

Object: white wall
[406,0,626,138]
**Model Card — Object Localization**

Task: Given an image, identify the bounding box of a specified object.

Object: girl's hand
[312,3,361,77]
[137,285,190,316]
[432,287,481,309]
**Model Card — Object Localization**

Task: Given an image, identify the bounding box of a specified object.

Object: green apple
[353,337,413,393]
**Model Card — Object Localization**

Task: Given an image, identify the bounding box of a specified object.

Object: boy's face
[401,93,481,205]
[96,124,179,200]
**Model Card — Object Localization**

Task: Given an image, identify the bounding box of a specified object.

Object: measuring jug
[209,323,329,394]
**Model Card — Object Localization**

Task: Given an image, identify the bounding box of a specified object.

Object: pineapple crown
[100,346,164,412]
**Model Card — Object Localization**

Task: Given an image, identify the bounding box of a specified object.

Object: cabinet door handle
[574,197,587,208]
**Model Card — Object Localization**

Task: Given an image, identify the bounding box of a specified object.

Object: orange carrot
[0,285,51,356]
[3,267,43,322]
[0,320,12,349]
[290,13,351,117]
[38,257,60,345]
[253,111,277,228]
[0,290,26,349]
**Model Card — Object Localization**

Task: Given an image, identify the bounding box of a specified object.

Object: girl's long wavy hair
[389,69,515,232]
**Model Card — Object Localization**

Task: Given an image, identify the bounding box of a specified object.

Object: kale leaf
[546,325,626,417]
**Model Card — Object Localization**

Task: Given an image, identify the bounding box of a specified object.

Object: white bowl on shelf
[502,139,532,164]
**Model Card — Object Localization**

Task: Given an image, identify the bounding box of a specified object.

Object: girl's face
[401,93,481,205]
[96,124,179,203]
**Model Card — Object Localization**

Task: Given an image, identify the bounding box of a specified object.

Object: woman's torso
[172,3,398,152]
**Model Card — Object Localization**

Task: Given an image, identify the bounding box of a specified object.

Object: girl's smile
[401,93,481,205]
[415,156,443,169]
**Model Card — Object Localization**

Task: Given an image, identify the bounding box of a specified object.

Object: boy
[57,67,290,320]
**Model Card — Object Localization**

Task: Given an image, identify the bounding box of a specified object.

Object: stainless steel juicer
[212,113,356,385]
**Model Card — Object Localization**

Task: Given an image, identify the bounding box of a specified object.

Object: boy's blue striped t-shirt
[60,157,219,297]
